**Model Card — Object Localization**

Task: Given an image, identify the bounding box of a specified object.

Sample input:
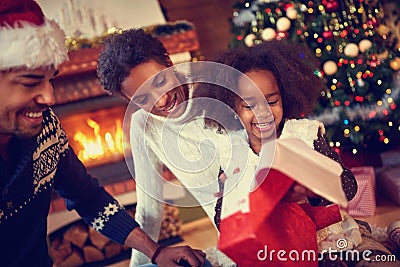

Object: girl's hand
[283,183,319,202]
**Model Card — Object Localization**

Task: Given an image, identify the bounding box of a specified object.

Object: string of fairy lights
[230,0,400,153]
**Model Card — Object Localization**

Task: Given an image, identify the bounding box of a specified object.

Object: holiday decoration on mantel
[229,0,400,153]
[144,21,200,55]
[57,0,114,50]
[58,0,199,53]
[64,21,198,54]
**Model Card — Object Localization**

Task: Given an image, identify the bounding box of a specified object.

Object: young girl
[200,41,356,204]
[201,40,399,266]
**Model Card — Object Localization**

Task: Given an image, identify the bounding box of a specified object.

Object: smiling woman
[97,28,203,266]
[121,60,189,118]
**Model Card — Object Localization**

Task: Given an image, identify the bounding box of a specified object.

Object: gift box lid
[260,138,347,206]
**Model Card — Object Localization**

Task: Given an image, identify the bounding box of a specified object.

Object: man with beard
[0,1,206,266]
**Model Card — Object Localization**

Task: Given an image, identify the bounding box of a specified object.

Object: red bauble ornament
[323,0,339,12]
[322,30,333,40]
[275,31,289,40]
[340,30,348,38]
[368,54,380,68]
[367,17,379,28]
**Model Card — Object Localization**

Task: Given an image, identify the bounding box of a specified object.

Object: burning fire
[74,118,124,166]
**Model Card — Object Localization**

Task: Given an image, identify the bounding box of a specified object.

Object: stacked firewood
[50,204,182,267]
[159,204,182,240]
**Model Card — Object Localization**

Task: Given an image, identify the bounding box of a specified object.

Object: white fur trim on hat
[0,18,68,70]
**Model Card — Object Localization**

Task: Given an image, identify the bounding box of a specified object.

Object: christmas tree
[229,0,400,153]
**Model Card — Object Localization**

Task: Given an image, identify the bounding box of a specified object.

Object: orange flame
[73,118,124,166]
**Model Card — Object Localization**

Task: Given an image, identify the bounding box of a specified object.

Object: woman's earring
[234,114,239,120]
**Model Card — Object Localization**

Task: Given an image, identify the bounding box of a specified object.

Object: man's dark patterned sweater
[0,109,139,267]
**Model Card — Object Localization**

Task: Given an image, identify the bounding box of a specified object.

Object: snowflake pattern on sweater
[91,201,122,231]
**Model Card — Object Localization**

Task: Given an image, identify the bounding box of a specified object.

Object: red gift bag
[218,139,347,266]
[218,170,319,267]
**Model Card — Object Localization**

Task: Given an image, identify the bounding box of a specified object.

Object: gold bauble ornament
[376,50,389,60]
[344,43,359,58]
[286,7,298,20]
[359,39,372,53]
[323,60,338,76]
[276,17,291,32]
[261,28,276,41]
[390,57,400,71]
[244,33,256,47]
[377,24,390,36]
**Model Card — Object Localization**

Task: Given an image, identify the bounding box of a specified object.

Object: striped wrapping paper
[347,166,376,217]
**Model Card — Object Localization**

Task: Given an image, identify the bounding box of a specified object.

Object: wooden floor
[109,197,400,267]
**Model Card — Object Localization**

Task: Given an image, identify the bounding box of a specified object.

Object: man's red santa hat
[0,0,68,70]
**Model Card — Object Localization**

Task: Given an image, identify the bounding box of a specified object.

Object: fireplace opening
[60,105,127,168]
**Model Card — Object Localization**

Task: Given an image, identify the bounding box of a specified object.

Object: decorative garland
[65,20,196,51]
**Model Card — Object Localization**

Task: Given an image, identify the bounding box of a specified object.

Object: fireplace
[51,47,131,182]
[48,46,137,223]
[58,105,126,168]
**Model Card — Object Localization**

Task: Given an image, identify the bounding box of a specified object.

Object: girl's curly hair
[97,28,172,95]
[198,40,324,131]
